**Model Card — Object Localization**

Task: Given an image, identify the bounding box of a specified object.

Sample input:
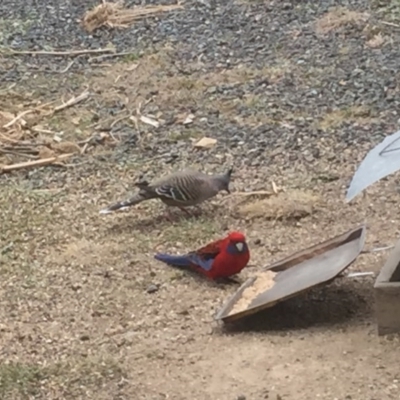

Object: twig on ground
[59,61,75,73]
[0,149,39,159]
[0,132,20,143]
[88,52,137,63]
[0,83,16,94]
[229,190,276,197]
[219,190,277,205]
[1,153,74,173]
[31,127,56,135]
[0,242,13,255]
[53,90,90,112]
[3,110,33,128]
[2,48,116,56]
[238,190,275,196]
[360,245,394,254]
[347,272,375,278]
[380,20,400,28]
[110,113,130,128]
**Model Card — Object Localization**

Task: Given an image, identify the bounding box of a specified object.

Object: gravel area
[1,0,400,169]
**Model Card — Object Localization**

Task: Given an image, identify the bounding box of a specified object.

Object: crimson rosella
[154,231,250,280]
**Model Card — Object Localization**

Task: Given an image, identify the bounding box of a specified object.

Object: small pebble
[146,284,159,294]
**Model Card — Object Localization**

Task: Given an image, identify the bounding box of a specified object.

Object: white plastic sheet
[346,129,400,202]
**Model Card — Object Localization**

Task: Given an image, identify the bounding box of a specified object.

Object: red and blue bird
[154,231,250,280]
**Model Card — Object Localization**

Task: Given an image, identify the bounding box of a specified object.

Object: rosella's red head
[227,231,247,253]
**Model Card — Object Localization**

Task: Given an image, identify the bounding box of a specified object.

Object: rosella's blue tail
[154,253,192,268]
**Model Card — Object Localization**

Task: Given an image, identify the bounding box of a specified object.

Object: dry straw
[82,0,184,33]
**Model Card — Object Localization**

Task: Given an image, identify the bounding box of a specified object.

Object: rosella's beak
[235,242,244,252]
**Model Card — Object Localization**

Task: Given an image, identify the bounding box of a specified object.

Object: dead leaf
[52,141,81,154]
[38,147,55,159]
[126,63,138,71]
[194,137,217,149]
[183,113,195,125]
[176,113,195,125]
[367,33,384,48]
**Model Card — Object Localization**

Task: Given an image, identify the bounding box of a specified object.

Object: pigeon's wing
[346,130,400,202]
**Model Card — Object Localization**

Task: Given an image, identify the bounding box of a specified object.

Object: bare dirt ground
[1,1,400,399]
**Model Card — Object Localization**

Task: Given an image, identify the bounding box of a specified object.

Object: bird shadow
[104,205,222,235]
[168,265,244,287]
[218,278,374,334]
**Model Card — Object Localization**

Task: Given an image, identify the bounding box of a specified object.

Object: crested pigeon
[99,167,233,215]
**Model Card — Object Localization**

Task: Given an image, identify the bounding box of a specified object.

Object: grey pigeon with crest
[99,167,233,216]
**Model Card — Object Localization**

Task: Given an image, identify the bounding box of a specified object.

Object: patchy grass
[90,51,293,123]
[316,105,375,131]
[0,18,34,43]
[315,7,369,35]
[0,357,125,399]
[237,190,322,221]
[0,362,48,398]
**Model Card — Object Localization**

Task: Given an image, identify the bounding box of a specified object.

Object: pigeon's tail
[154,252,192,268]
[99,194,147,214]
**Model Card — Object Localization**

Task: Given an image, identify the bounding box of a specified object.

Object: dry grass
[237,190,322,221]
[0,357,124,399]
[316,105,375,131]
[315,7,369,35]
[89,52,294,131]
[82,1,184,33]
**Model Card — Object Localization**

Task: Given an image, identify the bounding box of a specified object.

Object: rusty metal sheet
[215,224,366,323]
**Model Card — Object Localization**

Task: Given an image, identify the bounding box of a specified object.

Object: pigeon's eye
[235,242,244,252]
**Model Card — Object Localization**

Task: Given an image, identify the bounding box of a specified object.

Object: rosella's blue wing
[154,252,215,271]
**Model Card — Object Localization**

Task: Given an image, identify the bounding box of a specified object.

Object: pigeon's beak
[235,242,244,252]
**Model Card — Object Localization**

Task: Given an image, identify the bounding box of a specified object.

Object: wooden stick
[2,48,116,56]
[1,153,74,173]
[54,91,90,112]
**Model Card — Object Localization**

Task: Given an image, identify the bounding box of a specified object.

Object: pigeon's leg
[191,205,204,217]
[178,206,193,217]
[160,206,177,222]
[163,211,175,223]
[194,205,203,213]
